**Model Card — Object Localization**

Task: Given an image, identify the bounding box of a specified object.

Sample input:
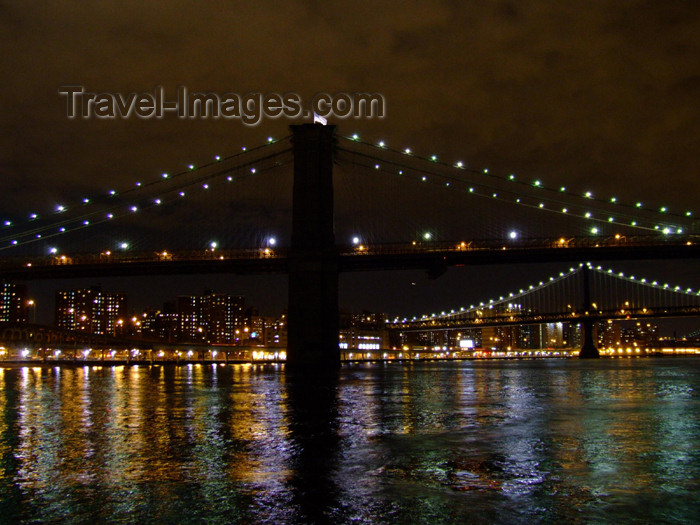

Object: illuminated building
[177,291,245,343]
[339,311,388,350]
[0,283,28,323]
[55,285,127,335]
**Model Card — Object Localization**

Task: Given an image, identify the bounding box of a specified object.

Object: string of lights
[339,134,695,235]
[0,137,291,250]
[396,262,700,324]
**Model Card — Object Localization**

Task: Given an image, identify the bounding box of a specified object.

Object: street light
[27,300,36,323]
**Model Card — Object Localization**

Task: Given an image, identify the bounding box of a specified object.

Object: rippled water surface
[1,358,700,524]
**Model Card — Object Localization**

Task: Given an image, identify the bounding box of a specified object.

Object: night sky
[1,1,699,327]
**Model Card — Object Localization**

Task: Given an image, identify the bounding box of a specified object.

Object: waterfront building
[0,283,28,323]
[55,285,127,335]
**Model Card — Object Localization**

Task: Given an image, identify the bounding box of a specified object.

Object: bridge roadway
[1,236,698,280]
[390,306,700,331]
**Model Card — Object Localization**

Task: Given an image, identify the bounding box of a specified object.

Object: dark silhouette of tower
[286,124,340,368]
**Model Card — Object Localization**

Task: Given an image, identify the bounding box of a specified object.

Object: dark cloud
[1,0,698,318]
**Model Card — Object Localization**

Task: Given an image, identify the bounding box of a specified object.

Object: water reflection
[0,359,698,523]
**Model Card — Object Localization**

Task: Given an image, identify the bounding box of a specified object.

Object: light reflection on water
[0,359,699,523]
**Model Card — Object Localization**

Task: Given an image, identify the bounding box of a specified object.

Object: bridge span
[1,237,698,280]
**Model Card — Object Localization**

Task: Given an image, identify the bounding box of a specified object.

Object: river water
[1,358,699,524]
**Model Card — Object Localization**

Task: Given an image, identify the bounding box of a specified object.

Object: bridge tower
[286,124,340,368]
[579,265,600,358]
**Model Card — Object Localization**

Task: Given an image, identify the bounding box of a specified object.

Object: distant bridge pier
[286,124,340,368]
[580,318,599,358]
[579,264,600,358]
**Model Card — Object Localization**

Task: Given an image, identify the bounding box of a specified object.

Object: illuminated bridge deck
[1,236,698,280]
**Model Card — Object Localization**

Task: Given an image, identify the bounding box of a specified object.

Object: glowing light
[404,148,411,154]
[120,242,129,250]
[533,180,541,187]
[188,164,195,170]
[210,241,217,249]
[268,237,277,246]
[562,208,567,213]
[215,156,221,161]
[660,206,667,212]
[49,247,58,254]
[162,173,168,178]
[109,190,117,196]
[154,199,161,205]
[456,161,464,168]
[423,232,432,240]
[431,155,437,161]
[560,187,566,192]
[56,205,65,212]
[585,191,593,198]
[83,220,90,225]
[352,236,360,245]
[375,164,380,170]
[509,231,518,239]
[585,212,592,218]
[610,197,617,203]
[591,227,599,234]
[378,141,385,147]
[3,221,11,226]
[30,213,38,219]
[267,137,274,143]
[179,191,185,197]
[130,206,138,212]
[351,134,359,140]
[250,168,256,174]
